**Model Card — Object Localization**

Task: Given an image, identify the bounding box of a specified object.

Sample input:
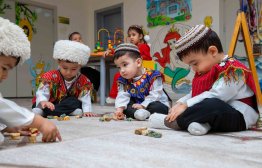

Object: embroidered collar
[219,55,229,67]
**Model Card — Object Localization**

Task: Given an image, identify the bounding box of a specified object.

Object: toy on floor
[47,115,59,119]
[28,134,37,143]
[99,114,133,122]
[99,114,117,122]
[10,133,21,140]
[28,127,39,143]
[134,127,162,138]
[57,114,70,121]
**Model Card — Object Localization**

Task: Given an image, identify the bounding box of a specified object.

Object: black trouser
[81,67,100,91]
[32,97,82,117]
[175,98,246,132]
[124,99,169,119]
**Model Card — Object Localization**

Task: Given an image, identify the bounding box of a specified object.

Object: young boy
[32,40,97,117]
[114,43,169,120]
[149,24,258,135]
[0,17,61,143]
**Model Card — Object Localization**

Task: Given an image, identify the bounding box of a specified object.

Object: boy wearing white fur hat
[149,24,258,136]
[32,40,97,117]
[0,17,61,143]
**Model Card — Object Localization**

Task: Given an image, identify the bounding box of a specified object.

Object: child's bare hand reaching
[36,116,62,142]
[115,108,125,120]
[132,104,144,110]
[166,103,187,122]
[40,101,55,111]
[83,112,99,117]
[3,126,32,136]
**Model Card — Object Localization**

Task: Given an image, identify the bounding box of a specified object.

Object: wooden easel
[228,12,262,128]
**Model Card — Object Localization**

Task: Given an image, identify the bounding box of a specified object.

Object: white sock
[70,108,83,116]
[149,113,170,129]
[134,109,150,121]
[188,122,211,136]
[32,108,43,116]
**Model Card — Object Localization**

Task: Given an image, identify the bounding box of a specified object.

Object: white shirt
[0,92,34,127]
[115,70,170,109]
[35,74,92,112]
[177,75,258,129]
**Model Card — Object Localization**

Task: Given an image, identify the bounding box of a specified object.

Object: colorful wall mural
[147,0,192,27]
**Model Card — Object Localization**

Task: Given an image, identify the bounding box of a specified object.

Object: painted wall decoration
[204,16,213,28]
[15,2,37,41]
[146,0,192,27]
[151,24,194,100]
[26,58,51,96]
[0,0,11,15]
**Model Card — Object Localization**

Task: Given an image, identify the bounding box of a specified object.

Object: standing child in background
[113,43,169,121]
[149,24,258,135]
[69,32,100,92]
[32,40,98,117]
[104,25,151,104]
[0,17,61,143]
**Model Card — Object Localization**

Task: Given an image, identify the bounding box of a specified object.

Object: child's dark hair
[15,57,21,66]
[128,25,146,44]
[178,30,223,60]
[69,32,81,40]
[113,43,141,61]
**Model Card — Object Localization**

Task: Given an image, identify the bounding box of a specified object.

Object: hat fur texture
[53,40,90,65]
[0,17,30,64]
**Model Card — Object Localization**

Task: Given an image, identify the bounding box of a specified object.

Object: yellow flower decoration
[19,18,33,41]
[140,88,145,93]
[130,88,136,94]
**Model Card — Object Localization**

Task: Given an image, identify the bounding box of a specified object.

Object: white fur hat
[53,40,90,65]
[0,17,30,64]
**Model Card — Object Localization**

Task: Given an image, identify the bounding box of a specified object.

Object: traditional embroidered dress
[178,56,258,128]
[115,69,169,109]
[108,43,151,99]
[32,70,93,112]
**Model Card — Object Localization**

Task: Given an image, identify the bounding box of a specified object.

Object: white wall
[30,0,89,42]
[86,0,225,50]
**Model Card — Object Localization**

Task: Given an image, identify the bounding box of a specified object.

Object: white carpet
[0,100,262,168]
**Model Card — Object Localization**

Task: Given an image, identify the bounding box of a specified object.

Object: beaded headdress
[174,24,211,57]
[114,43,140,54]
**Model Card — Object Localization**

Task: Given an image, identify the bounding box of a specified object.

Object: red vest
[32,70,92,104]
[191,57,257,111]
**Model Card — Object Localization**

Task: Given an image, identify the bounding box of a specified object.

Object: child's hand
[132,104,144,110]
[40,101,55,111]
[38,119,62,142]
[103,50,112,57]
[3,126,31,136]
[115,111,125,120]
[83,112,100,117]
[166,103,187,122]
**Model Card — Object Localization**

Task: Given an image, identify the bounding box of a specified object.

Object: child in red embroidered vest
[149,24,258,135]
[0,17,61,143]
[114,43,169,121]
[32,40,96,117]
[104,25,151,104]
